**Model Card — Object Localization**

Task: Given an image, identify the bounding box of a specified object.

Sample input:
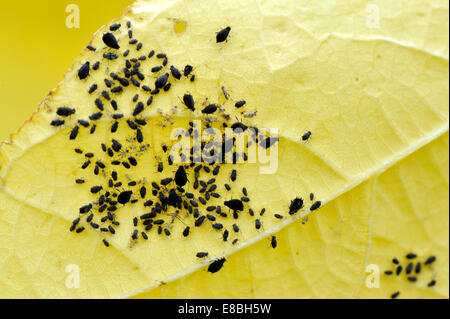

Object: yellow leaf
[0,0,448,299]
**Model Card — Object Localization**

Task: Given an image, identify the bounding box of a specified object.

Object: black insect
[170,66,181,80]
[302,131,312,141]
[51,119,65,127]
[70,126,79,140]
[110,23,121,31]
[155,73,169,89]
[136,129,144,143]
[202,104,218,114]
[78,62,90,80]
[197,252,208,258]
[208,258,226,273]
[183,226,190,237]
[102,32,120,49]
[89,112,103,121]
[79,204,92,214]
[183,94,195,111]
[424,256,436,265]
[216,26,231,43]
[289,198,303,215]
[88,84,98,94]
[183,65,193,77]
[310,201,322,211]
[235,100,246,108]
[230,170,237,182]
[406,253,417,259]
[223,230,229,242]
[118,191,133,204]
[261,137,279,149]
[391,291,400,299]
[231,122,248,132]
[224,199,244,211]
[271,236,277,248]
[255,219,261,229]
[175,166,188,187]
[57,107,76,117]
[133,102,145,116]
[103,53,118,60]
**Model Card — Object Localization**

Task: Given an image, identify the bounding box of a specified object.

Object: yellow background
[0,0,133,142]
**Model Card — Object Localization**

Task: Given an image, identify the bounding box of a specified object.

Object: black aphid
[118,191,133,204]
[235,100,246,108]
[102,32,120,49]
[195,215,205,227]
[196,252,209,258]
[95,98,104,111]
[91,186,103,194]
[111,122,118,133]
[223,230,229,242]
[75,179,85,184]
[310,201,322,211]
[133,102,144,116]
[391,291,400,299]
[224,199,244,211]
[155,73,169,89]
[111,86,123,93]
[428,280,436,287]
[396,265,403,276]
[289,198,303,215]
[183,226,190,237]
[70,126,79,140]
[407,276,417,282]
[175,166,188,187]
[57,107,76,117]
[255,219,261,230]
[111,139,122,152]
[81,161,91,169]
[103,53,118,60]
[405,262,413,274]
[208,258,226,273]
[230,170,237,182]
[78,62,90,80]
[261,137,279,149]
[136,129,144,143]
[201,104,218,114]
[89,112,103,121]
[415,262,421,274]
[110,23,121,31]
[384,270,393,275]
[183,65,193,77]
[79,204,92,214]
[88,84,98,94]
[183,94,195,111]
[87,45,96,51]
[393,258,399,265]
[271,236,277,248]
[216,26,231,43]
[170,66,182,80]
[424,256,436,265]
[406,253,417,259]
[51,119,65,127]
[302,131,312,141]
[92,61,100,70]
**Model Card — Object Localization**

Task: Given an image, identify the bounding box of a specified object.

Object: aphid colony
[385,253,438,298]
[50,22,321,272]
